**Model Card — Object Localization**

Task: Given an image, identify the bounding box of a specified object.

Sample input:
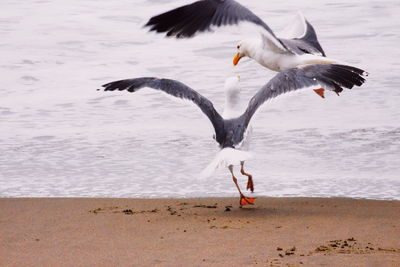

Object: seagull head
[233,42,245,66]
[233,39,260,66]
[224,75,242,96]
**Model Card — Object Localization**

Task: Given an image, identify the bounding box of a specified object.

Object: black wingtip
[102,82,112,89]
[102,81,121,91]
[144,19,152,27]
[142,22,151,29]
[324,64,368,91]
[144,17,159,30]
[141,0,222,39]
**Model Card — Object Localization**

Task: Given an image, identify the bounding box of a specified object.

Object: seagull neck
[223,93,241,119]
[243,39,263,59]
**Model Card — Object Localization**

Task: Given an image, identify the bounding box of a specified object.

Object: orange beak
[233,53,242,66]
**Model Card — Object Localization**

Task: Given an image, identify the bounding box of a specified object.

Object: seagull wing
[280,12,326,56]
[241,64,367,128]
[102,77,224,139]
[279,12,308,39]
[145,0,288,51]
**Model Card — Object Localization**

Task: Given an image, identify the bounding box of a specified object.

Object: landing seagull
[101,64,367,206]
[145,0,332,72]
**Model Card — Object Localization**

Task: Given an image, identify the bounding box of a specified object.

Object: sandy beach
[0,197,399,266]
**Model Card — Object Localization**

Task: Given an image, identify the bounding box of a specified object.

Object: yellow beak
[233,53,242,66]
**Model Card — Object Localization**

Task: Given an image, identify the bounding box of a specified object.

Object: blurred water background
[1,0,399,199]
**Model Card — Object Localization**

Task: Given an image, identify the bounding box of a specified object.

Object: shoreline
[1,197,399,266]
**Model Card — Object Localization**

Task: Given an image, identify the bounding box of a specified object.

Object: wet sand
[0,197,399,266]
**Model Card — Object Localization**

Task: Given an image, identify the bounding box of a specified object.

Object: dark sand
[0,198,399,266]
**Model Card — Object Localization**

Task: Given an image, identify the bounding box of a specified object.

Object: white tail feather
[199,148,253,178]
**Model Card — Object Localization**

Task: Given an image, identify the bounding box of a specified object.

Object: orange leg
[240,161,254,193]
[229,166,256,207]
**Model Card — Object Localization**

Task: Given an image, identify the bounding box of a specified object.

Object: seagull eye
[237,45,240,49]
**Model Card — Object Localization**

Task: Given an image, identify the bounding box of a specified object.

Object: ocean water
[1,0,399,199]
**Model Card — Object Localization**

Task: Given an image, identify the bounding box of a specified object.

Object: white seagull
[144,0,354,98]
[101,64,367,206]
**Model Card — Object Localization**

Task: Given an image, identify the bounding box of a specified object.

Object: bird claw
[313,88,325,98]
[240,195,256,206]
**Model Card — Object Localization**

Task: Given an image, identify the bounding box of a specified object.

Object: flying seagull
[101,64,367,206]
[145,0,333,75]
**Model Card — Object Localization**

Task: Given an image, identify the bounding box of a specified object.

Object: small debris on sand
[313,238,400,255]
[90,207,158,215]
[122,208,158,215]
[123,209,133,215]
[315,245,329,252]
[282,246,296,256]
[193,205,217,209]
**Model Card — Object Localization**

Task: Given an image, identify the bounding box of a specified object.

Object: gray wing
[102,77,224,139]
[145,0,287,51]
[281,19,326,56]
[241,64,367,128]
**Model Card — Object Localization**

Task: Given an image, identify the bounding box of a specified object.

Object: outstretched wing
[279,12,326,56]
[102,77,224,140]
[241,64,367,128]
[145,0,287,51]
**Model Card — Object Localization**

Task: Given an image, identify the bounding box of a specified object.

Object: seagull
[145,0,331,72]
[101,64,367,206]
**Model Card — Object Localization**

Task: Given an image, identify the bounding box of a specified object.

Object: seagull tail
[199,148,253,178]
